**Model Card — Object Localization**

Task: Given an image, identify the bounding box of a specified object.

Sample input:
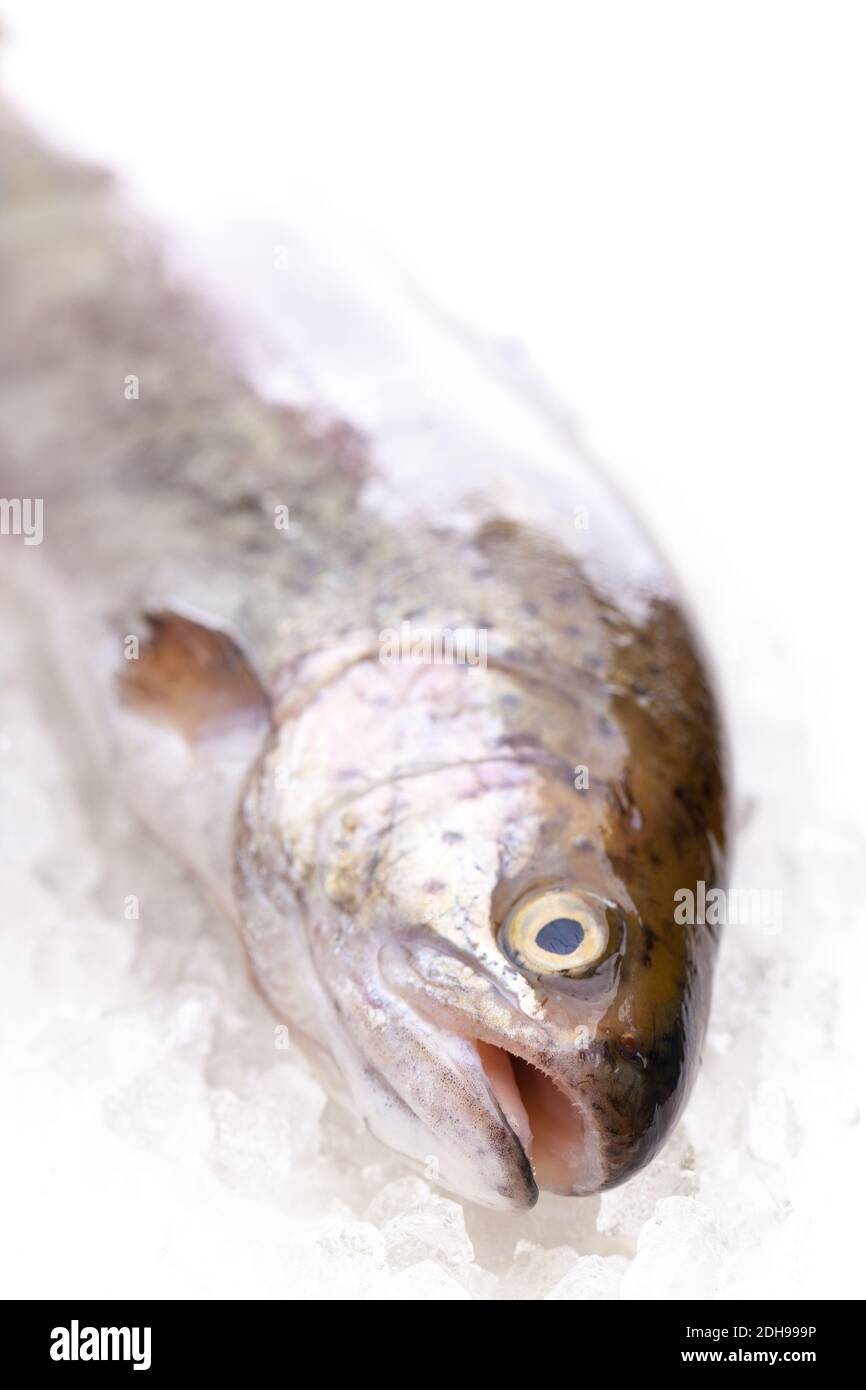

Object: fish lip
[467,1035,535,1168]
[463,1030,606,1197]
[379,935,608,1198]
[488,1137,539,1211]
[426,1022,540,1210]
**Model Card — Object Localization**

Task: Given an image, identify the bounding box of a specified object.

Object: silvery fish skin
[0,109,728,1210]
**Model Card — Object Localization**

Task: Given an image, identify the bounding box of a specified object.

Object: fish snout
[379,931,619,1196]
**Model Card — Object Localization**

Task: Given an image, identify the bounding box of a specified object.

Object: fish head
[240,627,724,1210]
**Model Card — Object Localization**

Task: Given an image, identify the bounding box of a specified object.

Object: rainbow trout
[0,107,727,1209]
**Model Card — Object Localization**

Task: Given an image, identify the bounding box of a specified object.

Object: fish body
[0,109,728,1209]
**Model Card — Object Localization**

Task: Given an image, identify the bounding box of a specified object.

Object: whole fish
[0,107,728,1210]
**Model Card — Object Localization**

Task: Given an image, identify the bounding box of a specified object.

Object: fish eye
[499,888,617,978]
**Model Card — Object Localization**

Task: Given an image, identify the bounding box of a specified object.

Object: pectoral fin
[118,609,270,739]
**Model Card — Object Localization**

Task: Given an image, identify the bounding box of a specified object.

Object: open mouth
[475,1039,602,1195]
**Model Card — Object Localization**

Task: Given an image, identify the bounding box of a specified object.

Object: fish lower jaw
[474,1038,606,1197]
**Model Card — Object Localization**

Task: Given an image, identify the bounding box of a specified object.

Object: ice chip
[622,1197,728,1301]
[545,1254,627,1301]
[372,1259,473,1300]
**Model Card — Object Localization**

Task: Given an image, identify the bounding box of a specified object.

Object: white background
[1,1,864,1299]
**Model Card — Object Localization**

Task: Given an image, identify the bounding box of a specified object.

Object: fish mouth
[472,1038,605,1197]
[378,934,607,1203]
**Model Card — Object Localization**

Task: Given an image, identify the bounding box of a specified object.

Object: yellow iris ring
[501,889,610,976]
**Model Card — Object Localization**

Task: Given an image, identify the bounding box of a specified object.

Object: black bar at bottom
[0,1298,856,1373]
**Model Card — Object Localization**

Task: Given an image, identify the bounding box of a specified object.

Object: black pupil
[536,917,585,955]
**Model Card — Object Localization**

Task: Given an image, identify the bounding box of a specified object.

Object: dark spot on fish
[540,815,566,839]
[673,784,708,835]
[597,715,615,737]
[232,489,269,514]
[476,516,521,542]
[424,880,446,894]
[442,830,463,844]
[496,731,542,752]
[602,1086,630,1118]
[669,817,692,852]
